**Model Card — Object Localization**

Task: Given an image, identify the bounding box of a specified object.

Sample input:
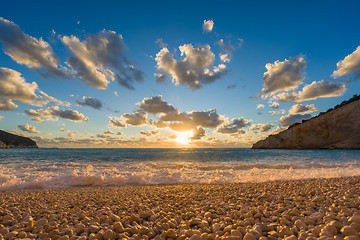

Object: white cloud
[0,99,18,111]
[268,109,285,115]
[256,104,265,109]
[0,68,41,104]
[269,101,279,109]
[0,17,68,78]
[274,80,346,102]
[332,45,360,78]
[25,106,89,122]
[279,113,312,126]
[39,91,70,107]
[262,55,306,95]
[62,30,144,89]
[217,39,242,62]
[155,44,227,89]
[289,104,319,115]
[0,68,67,107]
[202,20,214,32]
[18,124,40,133]
[219,53,230,63]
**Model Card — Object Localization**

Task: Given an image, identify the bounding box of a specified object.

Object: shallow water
[1,148,360,190]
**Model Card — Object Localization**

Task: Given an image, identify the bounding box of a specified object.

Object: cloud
[137,96,225,132]
[251,123,273,132]
[62,30,144,89]
[155,44,227,89]
[256,104,265,109]
[332,45,360,78]
[262,55,306,95]
[279,113,312,126]
[18,124,40,133]
[112,96,253,144]
[0,116,4,120]
[219,53,230,63]
[269,101,279,109]
[97,130,120,139]
[25,106,89,122]
[155,38,168,48]
[289,104,319,115]
[268,109,285,115]
[202,20,214,32]
[274,80,346,102]
[0,99,18,111]
[39,91,70,107]
[0,68,66,108]
[138,130,159,137]
[60,128,70,132]
[108,117,126,129]
[190,127,206,140]
[0,17,68,78]
[137,95,176,114]
[121,110,147,126]
[75,96,103,110]
[156,109,224,132]
[217,39,242,62]
[216,117,251,135]
[0,67,42,105]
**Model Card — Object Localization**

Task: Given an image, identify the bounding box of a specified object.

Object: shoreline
[1,176,359,239]
[1,175,360,192]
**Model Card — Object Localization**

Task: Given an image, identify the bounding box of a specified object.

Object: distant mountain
[0,130,38,148]
[252,95,360,150]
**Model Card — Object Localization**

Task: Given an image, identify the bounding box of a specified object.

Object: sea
[1,148,360,191]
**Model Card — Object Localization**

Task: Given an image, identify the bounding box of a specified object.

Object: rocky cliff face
[252,99,360,149]
[0,130,38,148]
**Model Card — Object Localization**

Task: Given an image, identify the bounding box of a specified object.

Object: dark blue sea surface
[0,148,359,190]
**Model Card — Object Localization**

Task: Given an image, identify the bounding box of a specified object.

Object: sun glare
[175,131,193,145]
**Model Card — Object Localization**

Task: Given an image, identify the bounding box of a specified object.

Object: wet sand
[0,176,359,240]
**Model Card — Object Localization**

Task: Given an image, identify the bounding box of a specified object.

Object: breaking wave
[1,159,360,191]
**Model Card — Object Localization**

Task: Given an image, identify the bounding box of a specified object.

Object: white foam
[1,161,360,191]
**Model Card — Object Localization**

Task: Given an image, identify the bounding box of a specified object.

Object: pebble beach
[0,176,360,240]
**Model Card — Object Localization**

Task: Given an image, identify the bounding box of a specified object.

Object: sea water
[0,148,360,190]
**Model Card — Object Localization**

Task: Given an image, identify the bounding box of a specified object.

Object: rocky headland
[252,95,360,150]
[0,130,38,148]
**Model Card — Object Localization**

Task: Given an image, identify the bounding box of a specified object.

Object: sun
[175,131,193,145]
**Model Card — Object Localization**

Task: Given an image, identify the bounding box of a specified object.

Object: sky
[0,0,360,148]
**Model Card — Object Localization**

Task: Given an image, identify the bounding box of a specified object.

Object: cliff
[0,130,38,148]
[252,97,360,150]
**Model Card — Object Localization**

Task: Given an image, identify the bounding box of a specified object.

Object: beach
[0,176,359,240]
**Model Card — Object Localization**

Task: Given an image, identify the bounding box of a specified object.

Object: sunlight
[175,131,193,145]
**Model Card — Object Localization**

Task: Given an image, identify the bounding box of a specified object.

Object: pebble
[0,176,359,240]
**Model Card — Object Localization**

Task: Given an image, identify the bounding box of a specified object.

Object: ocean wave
[1,161,360,191]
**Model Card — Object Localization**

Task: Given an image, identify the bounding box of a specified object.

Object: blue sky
[0,0,359,147]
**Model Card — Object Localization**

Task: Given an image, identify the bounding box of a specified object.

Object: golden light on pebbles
[0,177,359,240]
